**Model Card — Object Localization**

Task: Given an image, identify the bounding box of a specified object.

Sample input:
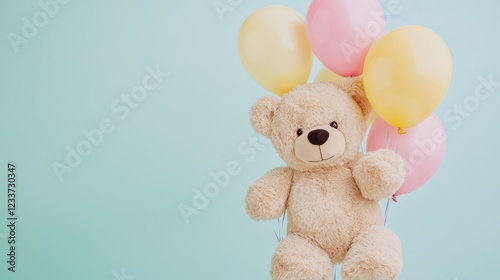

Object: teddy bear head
[251,77,372,171]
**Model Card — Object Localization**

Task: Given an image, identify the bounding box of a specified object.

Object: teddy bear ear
[250,95,280,138]
[339,76,372,119]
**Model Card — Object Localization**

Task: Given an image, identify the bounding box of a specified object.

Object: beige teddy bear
[246,77,405,280]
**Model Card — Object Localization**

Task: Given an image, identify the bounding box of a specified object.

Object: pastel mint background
[0,0,498,279]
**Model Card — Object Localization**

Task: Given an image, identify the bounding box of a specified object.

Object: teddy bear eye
[297,129,303,136]
[330,121,338,129]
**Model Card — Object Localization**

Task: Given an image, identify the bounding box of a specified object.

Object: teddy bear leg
[342,226,402,280]
[271,234,332,280]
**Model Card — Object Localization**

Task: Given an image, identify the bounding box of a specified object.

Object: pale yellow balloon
[363,26,452,129]
[238,6,313,96]
[314,67,344,83]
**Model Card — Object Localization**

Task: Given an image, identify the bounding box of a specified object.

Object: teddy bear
[245,77,406,280]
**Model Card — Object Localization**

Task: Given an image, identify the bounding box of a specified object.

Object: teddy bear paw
[245,185,284,221]
[353,149,406,200]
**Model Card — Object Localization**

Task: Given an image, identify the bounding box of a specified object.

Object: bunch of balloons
[238,0,452,199]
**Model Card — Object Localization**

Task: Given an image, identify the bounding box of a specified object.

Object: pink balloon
[367,114,447,197]
[306,0,385,77]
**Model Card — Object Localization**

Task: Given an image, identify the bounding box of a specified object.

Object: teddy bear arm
[352,149,406,201]
[245,167,293,221]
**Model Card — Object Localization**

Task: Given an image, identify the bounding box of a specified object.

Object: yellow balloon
[363,25,452,129]
[314,67,344,83]
[238,6,313,96]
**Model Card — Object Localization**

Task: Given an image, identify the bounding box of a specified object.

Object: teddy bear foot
[342,226,402,280]
[271,234,332,280]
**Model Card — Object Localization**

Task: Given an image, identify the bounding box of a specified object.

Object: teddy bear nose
[307,129,330,146]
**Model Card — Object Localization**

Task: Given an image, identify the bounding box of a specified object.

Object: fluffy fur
[246,77,405,280]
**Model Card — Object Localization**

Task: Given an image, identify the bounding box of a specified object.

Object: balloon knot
[397,128,406,135]
[392,195,398,202]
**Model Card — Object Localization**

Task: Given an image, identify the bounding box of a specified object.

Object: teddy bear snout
[294,125,347,166]
[307,129,330,146]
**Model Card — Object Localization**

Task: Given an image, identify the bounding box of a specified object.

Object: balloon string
[278,214,281,241]
[395,133,401,154]
[332,265,337,280]
[385,126,390,149]
[274,211,286,242]
[384,131,402,225]
[384,198,391,226]
[383,126,391,224]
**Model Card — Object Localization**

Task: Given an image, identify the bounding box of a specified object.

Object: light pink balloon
[306,0,385,77]
[367,114,447,197]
